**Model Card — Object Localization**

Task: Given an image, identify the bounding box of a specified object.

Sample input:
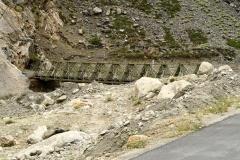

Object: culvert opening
[29,79,60,92]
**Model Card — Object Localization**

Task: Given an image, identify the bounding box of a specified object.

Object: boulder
[41,94,54,106]
[27,126,48,144]
[197,61,214,75]
[157,80,192,99]
[0,135,15,147]
[56,95,67,103]
[93,7,102,14]
[30,103,45,112]
[135,77,163,98]
[64,98,93,108]
[13,131,93,159]
[127,135,148,149]
[217,65,233,73]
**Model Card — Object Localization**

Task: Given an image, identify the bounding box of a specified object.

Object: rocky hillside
[38,0,240,61]
[0,0,240,70]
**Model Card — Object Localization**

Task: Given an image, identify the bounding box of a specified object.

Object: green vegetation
[111,15,133,36]
[206,98,240,114]
[161,27,181,48]
[100,0,119,5]
[158,0,181,18]
[186,28,208,46]
[90,37,101,45]
[29,52,41,64]
[59,11,69,24]
[0,94,13,100]
[31,5,41,26]
[227,38,240,49]
[133,99,141,105]
[15,6,23,13]
[106,94,113,102]
[129,0,153,14]
[4,119,15,125]
[20,125,29,131]
[109,47,145,59]
[176,119,201,132]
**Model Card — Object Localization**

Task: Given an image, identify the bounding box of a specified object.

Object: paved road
[131,114,240,160]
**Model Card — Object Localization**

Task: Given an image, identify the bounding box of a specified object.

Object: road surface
[131,114,240,160]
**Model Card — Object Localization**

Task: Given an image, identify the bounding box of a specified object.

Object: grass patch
[186,28,208,46]
[106,94,113,102]
[206,97,240,114]
[90,37,101,45]
[100,0,119,5]
[133,99,141,105]
[227,38,240,49]
[158,0,181,18]
[4,119,15,125]
[161,27,181,48]
[129,0,153,14]
[109,47,145,59]
[20,125,29,131]
[176,119,201,132]
[111,15,134,37]
[0,94,13,100]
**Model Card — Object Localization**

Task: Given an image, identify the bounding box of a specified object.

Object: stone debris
[157,80,192,99]
[13,131,93,160]
[0,135,16,147]
[27,126,48,144]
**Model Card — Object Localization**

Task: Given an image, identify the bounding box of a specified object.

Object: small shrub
[106,94,113,102]
[127,135,148,149]
[90,37,101,45]
[177,120,201,132]
[15,6,23,13]
[186,28,208,46]
[227,38,240,49]
[20,125,29,131]
[109,48,145,59]
[158,0,181,18]
[129,0,153,14]
[4,119,15,125]
[134,99,141,105]
[162,27,181,48]
[1,94,13,100]
[100,0,119,5]
[29,52,41,63]
[206,98,235,114]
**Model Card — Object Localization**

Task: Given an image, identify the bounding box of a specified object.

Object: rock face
[14,131,93,160]
[197,61,214,75]
[157,80,192,99]
[134,77,163,98]
[0,50,29,98]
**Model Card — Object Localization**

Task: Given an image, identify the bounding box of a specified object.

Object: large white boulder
[157,80,192,99]
[14,131,93,160]
[134,77,163,98]
[197,61,214,75]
